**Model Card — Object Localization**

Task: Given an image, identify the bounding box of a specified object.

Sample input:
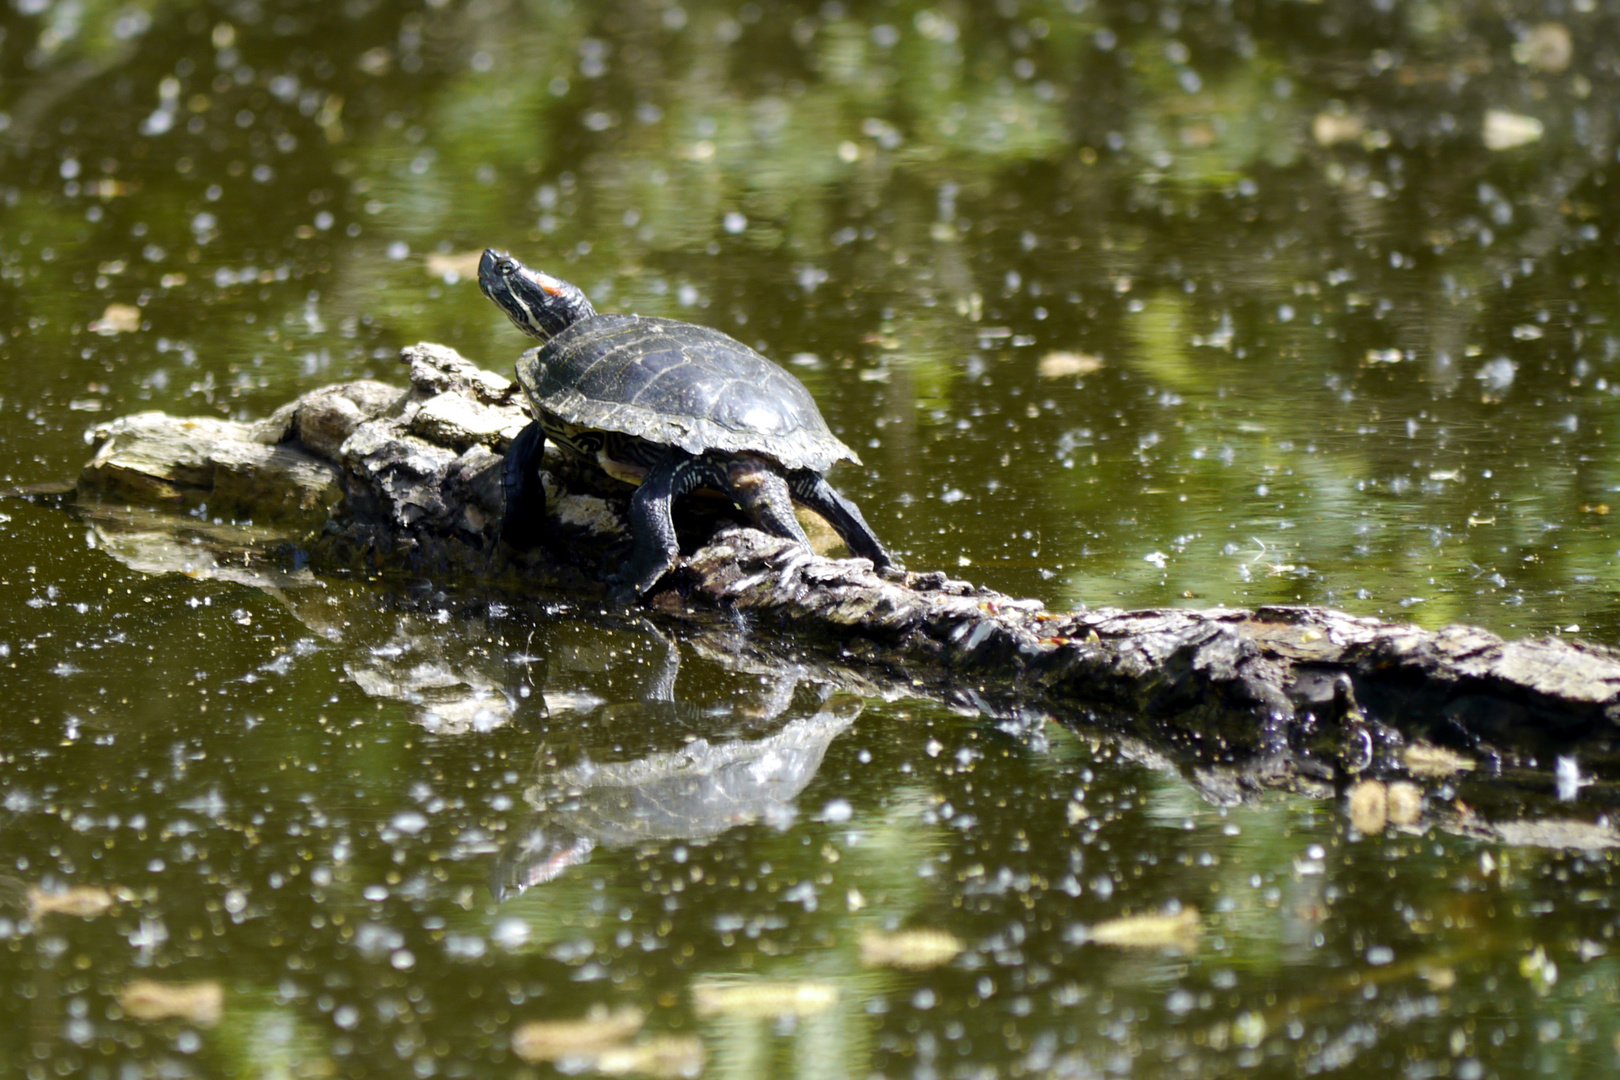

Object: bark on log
[69,343,1620,768]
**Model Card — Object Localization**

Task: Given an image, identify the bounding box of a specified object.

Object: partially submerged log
[71,343,1620,770]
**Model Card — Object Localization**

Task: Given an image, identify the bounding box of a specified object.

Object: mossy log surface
[72,343,1620,769]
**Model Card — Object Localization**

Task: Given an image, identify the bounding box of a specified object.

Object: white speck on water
[1476,356,1517,393]
[141,109,175,136]
[821,798,853,823]
[390,811,429,835]
[492,917,530,950]
[444,933,487,959]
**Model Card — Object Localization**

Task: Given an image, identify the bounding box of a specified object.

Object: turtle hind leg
[619,450,709,598]
[789,470,896,571]
[723,456,811,547]
[501,421,549,549]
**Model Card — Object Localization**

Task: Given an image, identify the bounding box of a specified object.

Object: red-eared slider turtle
[478,249,894,596]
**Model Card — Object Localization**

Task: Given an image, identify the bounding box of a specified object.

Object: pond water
[5,1,1620,1077]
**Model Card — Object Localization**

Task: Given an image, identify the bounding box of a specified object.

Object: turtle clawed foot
[605,560,676,606]
[603,578,664,608]
[603,582,644,609]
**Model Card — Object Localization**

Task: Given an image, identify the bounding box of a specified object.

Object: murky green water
[7,2,1620,1077]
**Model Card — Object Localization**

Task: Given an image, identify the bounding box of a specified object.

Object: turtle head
[478,249,596,342]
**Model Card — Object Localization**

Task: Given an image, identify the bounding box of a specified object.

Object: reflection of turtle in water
[493,704,860,898]
[492,627,861,898]
[478,249,894,596]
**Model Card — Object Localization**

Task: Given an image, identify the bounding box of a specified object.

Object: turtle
[478,249,894,596]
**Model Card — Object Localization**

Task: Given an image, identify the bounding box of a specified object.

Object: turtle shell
[515,313,859,473]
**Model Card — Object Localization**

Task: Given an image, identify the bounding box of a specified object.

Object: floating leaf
[859,928,964,970]
[119,980,224,1026]
[1086,907,1200,949]
[1404,742,1474,777]
[28,885,118,919]
[692,979,839,1019]
[1037,351,1103,379]
[510,1006,645,1063]
[89,303,142,335]
[1483,110,1543,151]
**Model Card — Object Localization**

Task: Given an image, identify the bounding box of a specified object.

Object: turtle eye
[497,258,516,276]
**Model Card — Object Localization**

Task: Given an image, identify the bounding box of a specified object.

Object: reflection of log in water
[56,342,1620,776]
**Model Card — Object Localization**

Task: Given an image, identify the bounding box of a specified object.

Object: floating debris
[1482,110,1543,151]
[28,885,119,920]
[1312,111,1365,147]
[510,1006,646,1063]
[691,979,840,1019]
[356,45,393,77]
[89,303,142,335]
[1037,351,1103,379]
[859,928,964,970]
[1085,907,1200,950]
[1421,965,1457,990]
[1347,779,1388,834]
[119,980,224,1026]
[1404,742,1475,777]
[1520,944,1557,991]
[1514,22,1571,73]
[1474,356,1518,399]
[1387,781,1424,827]
[1491,820,1620,851]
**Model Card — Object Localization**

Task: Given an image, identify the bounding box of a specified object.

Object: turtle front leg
[501,420,549,549]
[789,470,896,571]
[619,449,707,597]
